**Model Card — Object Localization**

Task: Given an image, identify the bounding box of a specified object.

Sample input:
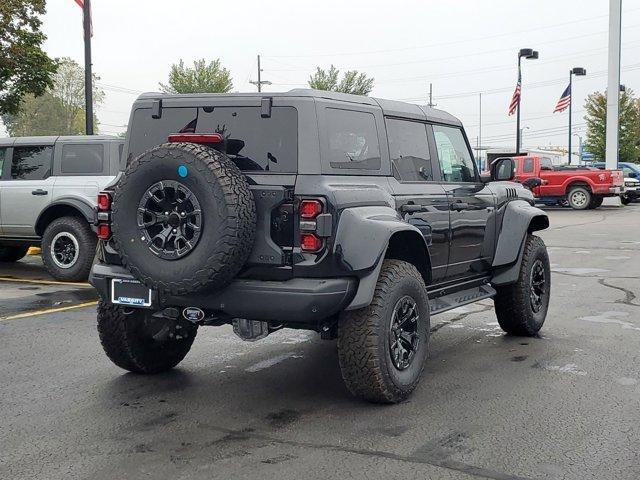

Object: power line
[263,7,640,59]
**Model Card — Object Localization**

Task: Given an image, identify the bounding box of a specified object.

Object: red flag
[74,0,84,7]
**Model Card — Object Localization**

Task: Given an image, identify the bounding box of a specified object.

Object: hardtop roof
[135,88,462,126]
[0,135,120,147]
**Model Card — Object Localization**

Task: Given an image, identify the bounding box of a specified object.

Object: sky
[8,0,640,151]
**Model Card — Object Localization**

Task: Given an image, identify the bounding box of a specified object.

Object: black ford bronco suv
[90,89,550,403]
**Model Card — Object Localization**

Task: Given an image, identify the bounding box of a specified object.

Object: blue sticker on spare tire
[178,165,188,178]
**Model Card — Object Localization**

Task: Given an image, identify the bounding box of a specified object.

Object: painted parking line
[0,276,91,288]
[0,301,98,321]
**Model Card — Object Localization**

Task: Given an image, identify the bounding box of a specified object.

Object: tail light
[168,133,223,144]
[298,198,326,252]
[97,191,112,240]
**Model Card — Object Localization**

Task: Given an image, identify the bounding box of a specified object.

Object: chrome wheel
[529,259,546,313]
[389,295,420,370]
[137,180,202,260]
[570,190,588,208]
[50,232,80,269]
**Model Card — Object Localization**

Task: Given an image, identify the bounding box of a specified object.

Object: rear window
[523,157,534,173]
[196,106,297,173]
[325,108,380,170]
[61,144,104,174]
[128,106,297,173]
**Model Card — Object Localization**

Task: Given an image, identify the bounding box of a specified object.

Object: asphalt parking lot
[1,205,639,480]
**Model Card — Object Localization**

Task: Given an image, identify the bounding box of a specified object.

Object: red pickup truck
[512,156,624,210]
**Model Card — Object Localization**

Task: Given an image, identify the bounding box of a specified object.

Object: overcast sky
[13,0,640,150]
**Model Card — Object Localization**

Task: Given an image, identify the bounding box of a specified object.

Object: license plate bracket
[111,278,152,307]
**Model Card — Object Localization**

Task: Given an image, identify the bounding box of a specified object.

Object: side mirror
[490,157,516,182]
[522,177,543,190]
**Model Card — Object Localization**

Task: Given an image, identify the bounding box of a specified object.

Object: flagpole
[83,0,93,135]
[515,56,522,155]
[568,70,572,164]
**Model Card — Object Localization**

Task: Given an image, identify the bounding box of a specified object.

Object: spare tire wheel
[111,142,256,295]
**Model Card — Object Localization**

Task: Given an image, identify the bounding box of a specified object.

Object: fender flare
[333,205,431,310]
[491,200,549,285]
[35,198,95,236]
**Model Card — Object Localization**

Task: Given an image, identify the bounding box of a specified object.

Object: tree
[1,57,103,136]
[0,0,58,115]
[308,65,374,96]
[584,90,640,163]
[160,59,233,94]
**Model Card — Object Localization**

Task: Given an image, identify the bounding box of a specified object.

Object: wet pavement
[1,204,639,480]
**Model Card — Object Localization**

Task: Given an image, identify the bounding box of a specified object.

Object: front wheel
[567,186,591,210]
[41,216,97,281]
[337,260,430,403]
[621,195,632,206]
[97,302,197,374]
[0,245,30,262]
[494,235,550,336]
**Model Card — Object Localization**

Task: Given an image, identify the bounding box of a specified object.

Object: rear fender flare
[333,206,431,310]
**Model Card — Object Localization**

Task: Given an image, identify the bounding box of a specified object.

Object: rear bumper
[90,263,357,324]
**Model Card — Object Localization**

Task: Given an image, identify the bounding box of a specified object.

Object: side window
[523,157,534,173]
[325,108,380,170]
[540,157,554,170]
[11,146,53,180]
[0,147,6,177]
[432,125,477,182]
[61,144,104,174]
[386,118,433,181]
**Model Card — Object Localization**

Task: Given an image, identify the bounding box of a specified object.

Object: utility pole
[249,55,272,92]
[605,0,622,171]
[83,0,93,135]
[427,83,436,107]
[479,92,482,169]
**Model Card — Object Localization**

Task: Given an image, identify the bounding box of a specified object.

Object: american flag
[74,0,93,37]
[553,84,571,113]
[508,72,521,116]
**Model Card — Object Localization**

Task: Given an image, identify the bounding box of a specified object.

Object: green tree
[160,59,233,94]
[0,0,58,115]
[308,65,374,96]
[584,90,640,163]
[1,58,103,136]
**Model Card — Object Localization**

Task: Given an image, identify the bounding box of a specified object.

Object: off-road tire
[0,245,29,262]
[41,216,97,281]
[567,186,591,210]
[337,260,430,404]
[494,235,550,336]
[588,195,604,209]
[112,143,256,295]
[97,301,197,374]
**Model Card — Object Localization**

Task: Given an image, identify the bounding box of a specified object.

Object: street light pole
[515,48,539,155]
[568,67,586,164]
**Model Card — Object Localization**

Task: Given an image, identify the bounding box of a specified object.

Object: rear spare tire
[111,143,256,295]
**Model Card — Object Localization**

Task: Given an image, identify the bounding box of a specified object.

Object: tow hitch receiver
[233,319,270,342]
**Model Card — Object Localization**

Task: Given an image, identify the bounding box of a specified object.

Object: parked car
[512,156,624,209]
[592,161,640,204]
[90,90,550,403]
[0,136,122,280]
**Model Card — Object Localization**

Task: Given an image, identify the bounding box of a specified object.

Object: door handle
[400,204,428,213]
[31,189,48,196]
[450,202,469,211]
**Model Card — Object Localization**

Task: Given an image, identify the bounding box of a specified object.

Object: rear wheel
[494,235,550,336]
[41,216,97,281]
[337,260,430,403]
[97,301,197,374]
[0,245,29,262]
[567,186,591,210]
